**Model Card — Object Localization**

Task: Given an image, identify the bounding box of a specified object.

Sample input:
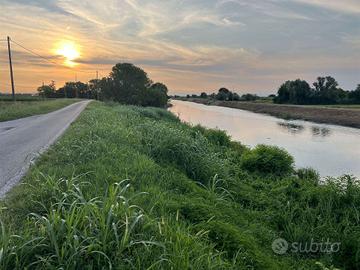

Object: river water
[169,100,360,177]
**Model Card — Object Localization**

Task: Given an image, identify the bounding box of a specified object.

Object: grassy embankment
[0,99,81,122]
[1,102,359,269]
[179,97,360,128]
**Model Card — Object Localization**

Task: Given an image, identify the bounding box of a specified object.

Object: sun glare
[55,41,80,67]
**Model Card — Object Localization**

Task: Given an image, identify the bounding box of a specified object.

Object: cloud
[0,0,359,93]
[294,0,360,14]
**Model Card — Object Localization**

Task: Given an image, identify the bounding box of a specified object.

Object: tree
[37,81,56,98]
[88,79,101,100]
[200,92,208,98]
[217,88,231,100]
[107,63,152,105]
[150,82,168,96]
[313,76,342,104]
[57,81,89,98]
[275,79,312,104]
[349,84,360,103]
[241,93,259,101]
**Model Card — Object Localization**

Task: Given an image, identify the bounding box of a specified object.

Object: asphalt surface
[0,100,91,197]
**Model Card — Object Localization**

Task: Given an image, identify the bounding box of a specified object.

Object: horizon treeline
[275,76,360,105]
[181,76,360,105]
[36,63,169,107]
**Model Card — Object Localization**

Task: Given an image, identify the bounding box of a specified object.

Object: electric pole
[7,36,15,101]
[96,70,99,100]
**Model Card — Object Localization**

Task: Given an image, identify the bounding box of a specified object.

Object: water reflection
[169,100,360,177]
[276,122,332,138]
[311,126,331,137]
[277,122,305,135]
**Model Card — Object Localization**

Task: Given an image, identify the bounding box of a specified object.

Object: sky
[0,0,359,95]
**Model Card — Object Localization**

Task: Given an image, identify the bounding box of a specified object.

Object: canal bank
[169,100,360,177]
[176,98,360,129]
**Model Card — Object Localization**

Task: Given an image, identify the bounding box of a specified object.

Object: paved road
[0,100,91,197]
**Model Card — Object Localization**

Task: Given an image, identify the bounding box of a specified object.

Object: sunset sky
[0,0,359,95]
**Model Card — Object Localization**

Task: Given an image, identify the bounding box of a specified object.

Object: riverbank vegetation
[1,101,359,269]
[0,99,80,122]
[180,76,359,106]
[274,77,360,105]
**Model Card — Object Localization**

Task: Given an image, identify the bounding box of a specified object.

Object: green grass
[0,99,81,122]
[0,94,42,102]
[0,102,359,269]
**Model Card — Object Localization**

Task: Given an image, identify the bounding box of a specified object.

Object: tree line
[37,63,169,107]
[274,76,360,105]
[183,88,261,102]
[181,76,360,105]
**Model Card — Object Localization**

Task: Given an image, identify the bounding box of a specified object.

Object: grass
[0,102,359,269]
[0,99,81,122]
[0,94,42,101]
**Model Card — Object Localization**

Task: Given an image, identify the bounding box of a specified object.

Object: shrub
[240,145,294,177]
[297,167,320,184]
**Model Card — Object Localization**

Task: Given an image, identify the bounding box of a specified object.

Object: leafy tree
[217,88,231,100]
[313,76,345,104]
[275,79,311,104]
[349,85,360,104]
[88,79,101,100]
[37,81,56,98]
[150,82,168,96]
[140,87,168,107]
[200,92,208,98]
[57,82,88,98]
[241,93,259,101]
[107,63,152,105]
[232,93,240,101]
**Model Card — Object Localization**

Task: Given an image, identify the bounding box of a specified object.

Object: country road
[0,100,91,197]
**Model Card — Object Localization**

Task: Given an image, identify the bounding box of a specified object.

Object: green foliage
[275,76,360,105]
[241,145,294,176]
[101,63,168,107]
[37,81,56,98]
[193,125,232,147]
[1,102,359,269]
[57,81,89,98]
[297,167,320,184]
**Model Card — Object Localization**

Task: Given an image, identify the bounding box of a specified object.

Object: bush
[297,167,320,184]
[240,145,294,177]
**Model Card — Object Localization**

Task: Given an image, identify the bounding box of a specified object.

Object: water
[169,100,360,177]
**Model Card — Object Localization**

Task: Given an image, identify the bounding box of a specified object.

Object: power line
[10,38,60,66]
[9,38,100,75]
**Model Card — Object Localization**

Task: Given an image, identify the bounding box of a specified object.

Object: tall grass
[0,99,80,122]
[1,102,359,269]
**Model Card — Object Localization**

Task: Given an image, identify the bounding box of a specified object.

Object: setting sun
[54,41,80,67]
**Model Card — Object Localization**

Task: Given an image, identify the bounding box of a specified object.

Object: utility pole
[7,36,15,101]
[96,70,99,100]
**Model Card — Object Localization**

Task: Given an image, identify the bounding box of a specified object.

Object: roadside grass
[0,94,42,101]
[0,99,81,122]
[0,102,359,269]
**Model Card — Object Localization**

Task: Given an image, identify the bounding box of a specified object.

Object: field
[0,99,81,122]
[178,98,360,128]
[0,101,359,269]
